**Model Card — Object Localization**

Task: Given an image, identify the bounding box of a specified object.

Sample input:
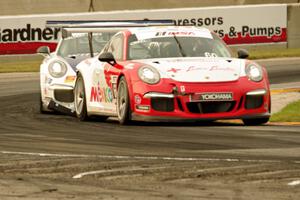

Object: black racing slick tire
[242,117,269,126]
[74,73,89,121]
[117,77,131,125]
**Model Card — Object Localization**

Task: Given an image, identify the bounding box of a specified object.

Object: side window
[107,34,124,61]
[102,42,110,53]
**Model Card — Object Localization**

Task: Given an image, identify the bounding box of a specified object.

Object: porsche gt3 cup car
[38,28,116,114]
[75,25,271,125]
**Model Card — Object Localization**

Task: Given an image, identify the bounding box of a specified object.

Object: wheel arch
[117,71,134,112]
[75,62,95,113]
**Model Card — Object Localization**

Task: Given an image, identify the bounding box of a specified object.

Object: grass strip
[271,99,300,122]
[248,48,300,60]
[0,61,40,73]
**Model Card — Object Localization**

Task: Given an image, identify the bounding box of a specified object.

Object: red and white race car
[73,21,271,125]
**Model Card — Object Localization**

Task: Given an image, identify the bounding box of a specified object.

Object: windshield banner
[0,4,287,55]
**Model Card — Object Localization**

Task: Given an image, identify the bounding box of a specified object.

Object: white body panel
[40,55,76,111]
[139,57,246,83]
[77,57,117,116]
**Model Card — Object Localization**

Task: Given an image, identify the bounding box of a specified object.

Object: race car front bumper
[130,77,271,121]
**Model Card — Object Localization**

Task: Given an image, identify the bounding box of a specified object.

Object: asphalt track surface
[0,62,299,199]
[258,59,300,84]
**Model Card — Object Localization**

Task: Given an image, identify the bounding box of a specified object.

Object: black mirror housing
[99,52,116,65]
[237,49,249,59]
[37,46,50,56]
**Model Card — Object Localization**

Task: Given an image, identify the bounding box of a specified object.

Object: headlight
[245,64,263,82]
[48,60,67,78]
[138,66,160,84]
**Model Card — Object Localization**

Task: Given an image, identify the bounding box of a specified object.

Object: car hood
[64,54,91,71]
[138,57,245,83]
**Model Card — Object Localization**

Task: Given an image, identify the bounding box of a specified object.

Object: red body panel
[130,77,270,120]
[105,59,270,121]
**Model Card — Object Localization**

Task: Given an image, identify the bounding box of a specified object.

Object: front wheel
[242,117,269,126]
[117,77,131,125]
[74,74,89,121]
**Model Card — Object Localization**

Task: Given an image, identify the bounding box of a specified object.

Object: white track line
[1,150,297,164]
[73,166,166,179]
[288,180,300,186]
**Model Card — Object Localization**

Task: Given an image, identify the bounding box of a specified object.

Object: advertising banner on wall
[0,4,287,55]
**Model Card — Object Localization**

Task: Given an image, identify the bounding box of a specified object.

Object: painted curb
[217,120,300,126]
[268,122,300,126]
[271,88,300,95]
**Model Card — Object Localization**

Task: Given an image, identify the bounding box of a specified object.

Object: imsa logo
[200,93,233,101]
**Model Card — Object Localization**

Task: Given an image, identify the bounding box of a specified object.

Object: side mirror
[37,46,50,57]
[98,52,116,65]
[237,49,249,59]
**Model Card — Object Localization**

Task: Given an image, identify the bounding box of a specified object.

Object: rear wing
[46,19,174,57]
[46,19,175,28]
[47,19,175,37]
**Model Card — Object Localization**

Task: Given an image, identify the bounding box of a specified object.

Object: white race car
[38,25,117,114]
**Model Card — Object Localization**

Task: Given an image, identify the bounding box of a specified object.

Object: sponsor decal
[204,52,218,58]
[180,86,185,93]
[110,75,118,84]
[155,31,195,37]
[175,17,224,26]
[186,66,208,72]
[0,24,60,55]
[209,66,235,72]
[134,95,142,105]
[0,5,286,55]
[185,66,235,73]
[167,68,181,73]
[0,24,60,42]
[44,88,48,95]
[90,82,113,103]
[64,76,76,83]
[174,17,224,27]
[110,75,118,98]
[222,28,286,45]
[241,26,281,38]
[190,92,233,102]
[45,76,52,84]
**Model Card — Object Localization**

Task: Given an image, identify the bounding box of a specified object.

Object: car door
[103,34,124,101]
[88,34,124,115]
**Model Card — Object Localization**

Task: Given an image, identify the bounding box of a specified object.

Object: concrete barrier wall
[0,0,298,15]
[287,3,300,48]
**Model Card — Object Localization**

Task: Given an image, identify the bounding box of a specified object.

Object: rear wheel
[117,77,131,125]
[74,74,89,121]
[242,117,269,126]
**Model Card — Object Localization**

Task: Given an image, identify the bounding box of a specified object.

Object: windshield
[57,32,116,58]
[127,34,232,60]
